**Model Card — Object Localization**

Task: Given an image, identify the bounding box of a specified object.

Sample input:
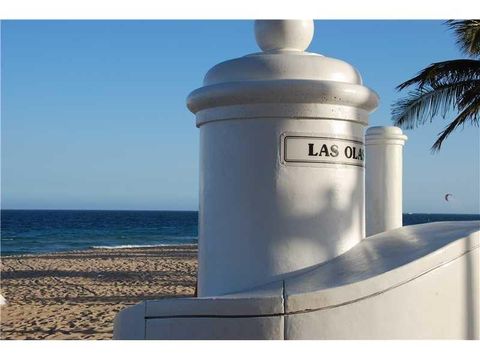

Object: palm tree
[391,20,480,152]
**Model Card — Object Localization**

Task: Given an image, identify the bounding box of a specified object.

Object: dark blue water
[1,210,198,256]
[1,210,479,256]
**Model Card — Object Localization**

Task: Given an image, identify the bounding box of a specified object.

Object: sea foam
[89,243,195,250]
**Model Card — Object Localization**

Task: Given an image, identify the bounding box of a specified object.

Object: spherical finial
[254,20,314,52]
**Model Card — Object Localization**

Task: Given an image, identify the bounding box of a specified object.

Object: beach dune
[0,245,197,340]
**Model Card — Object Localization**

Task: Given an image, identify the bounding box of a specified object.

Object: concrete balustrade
[113,20,480,340]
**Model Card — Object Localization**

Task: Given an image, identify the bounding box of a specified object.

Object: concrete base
[113,221,479,340]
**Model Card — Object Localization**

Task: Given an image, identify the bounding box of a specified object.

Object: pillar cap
[366,126,408,145]
[187,20,379,124]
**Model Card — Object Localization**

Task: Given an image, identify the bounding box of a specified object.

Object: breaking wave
[89,243,196,250]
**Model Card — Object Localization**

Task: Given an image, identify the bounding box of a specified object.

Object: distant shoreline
[0,243,198,259]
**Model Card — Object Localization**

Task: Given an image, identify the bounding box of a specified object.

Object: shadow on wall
[465,234,478,339]
[260,167,363,284]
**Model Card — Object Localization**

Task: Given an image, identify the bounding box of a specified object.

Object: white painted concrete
[366,126,407,236]
[284,221,479,313]
[285,236,479,339]
[283,221,479,339]
[145,280,284,317]
[286,249,478,339]
[187,19,379,297]
[112,302,145,340]
[146,316,284,340]
[270,221,478,339]
[116,281,285,340]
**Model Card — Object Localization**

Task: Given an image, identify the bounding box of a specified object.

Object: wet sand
[0,245,197,339]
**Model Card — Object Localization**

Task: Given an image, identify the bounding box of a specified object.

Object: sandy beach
[0,245,197,340]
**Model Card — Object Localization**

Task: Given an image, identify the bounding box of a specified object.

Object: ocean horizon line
[1,209,479,215]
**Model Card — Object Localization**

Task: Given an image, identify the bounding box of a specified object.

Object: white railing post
[365,126,408,237]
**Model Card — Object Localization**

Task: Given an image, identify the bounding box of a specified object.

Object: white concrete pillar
[187,20,379,296]
[365,126,408,237]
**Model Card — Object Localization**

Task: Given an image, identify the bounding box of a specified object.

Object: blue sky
[1,20,479,213]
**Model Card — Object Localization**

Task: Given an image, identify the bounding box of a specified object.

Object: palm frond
[458,81,480,109]
[392,21,480,152]
[431,96,480,152]
[392,80,480,129]
[446,20,480,57]
[396,59,480,91]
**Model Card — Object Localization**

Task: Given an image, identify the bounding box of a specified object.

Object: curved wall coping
[114,221,479,339]
[145,281,284,318]
[284,221,479,313]
[137,221,479,319]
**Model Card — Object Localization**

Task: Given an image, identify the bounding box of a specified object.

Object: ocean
[1,210,479,256]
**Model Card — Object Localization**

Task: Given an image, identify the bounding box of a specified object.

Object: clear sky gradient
[2,20,479,213]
